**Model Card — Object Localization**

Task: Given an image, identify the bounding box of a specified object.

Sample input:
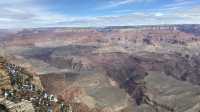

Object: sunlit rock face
[1,25,200,112]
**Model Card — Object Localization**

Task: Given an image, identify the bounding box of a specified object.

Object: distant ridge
[1,24,200,30]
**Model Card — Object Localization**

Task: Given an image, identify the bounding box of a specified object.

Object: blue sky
[0,0,200,28]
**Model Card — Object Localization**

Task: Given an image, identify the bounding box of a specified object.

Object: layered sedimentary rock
[1,25,200,112]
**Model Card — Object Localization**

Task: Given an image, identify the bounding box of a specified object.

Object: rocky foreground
[0,25,200,112]
[0,57,101,112]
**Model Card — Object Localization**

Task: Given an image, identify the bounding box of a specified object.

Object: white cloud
[163,0,197,9]
[97,0,155,10]
[0,0,72,28]
[155,12,164,17]
[56,5,200,27]
[108,0,138,7]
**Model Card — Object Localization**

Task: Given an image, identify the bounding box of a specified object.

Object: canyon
[0,24,200,112]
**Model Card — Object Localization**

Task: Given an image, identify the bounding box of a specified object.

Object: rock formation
[1,24,200,112]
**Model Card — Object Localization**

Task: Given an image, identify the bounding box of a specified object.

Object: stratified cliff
[1,25,200,112]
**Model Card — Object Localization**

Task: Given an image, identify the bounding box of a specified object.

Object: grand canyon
[0,24,200,112]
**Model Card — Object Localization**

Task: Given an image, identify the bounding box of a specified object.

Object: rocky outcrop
[0,98,34,112]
